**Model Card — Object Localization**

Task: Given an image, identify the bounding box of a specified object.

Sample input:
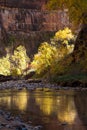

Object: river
[0,88,87,130]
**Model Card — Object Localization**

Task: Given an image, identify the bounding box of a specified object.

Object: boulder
[0,74,13,82]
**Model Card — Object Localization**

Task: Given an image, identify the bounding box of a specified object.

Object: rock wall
[0,7,69,32]
[0,0,47,9]
[0,2,70,57]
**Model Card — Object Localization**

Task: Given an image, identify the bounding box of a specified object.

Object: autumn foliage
[31,28,75,76]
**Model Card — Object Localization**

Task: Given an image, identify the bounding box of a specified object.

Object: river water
[0,88,87,130]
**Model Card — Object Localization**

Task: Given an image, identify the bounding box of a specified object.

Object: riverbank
[0,79,87,90]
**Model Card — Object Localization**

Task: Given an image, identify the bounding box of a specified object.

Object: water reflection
[35,92,55,115]
[0,89,87,130]
[35,90,77,124]
[57,96,77,124]
[12,91,28,111]
[0,90,28,111]
[74,91,87,126]
[0,96,11,109]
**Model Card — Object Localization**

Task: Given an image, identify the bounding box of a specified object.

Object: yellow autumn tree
[31,42,57,74]
[0,45,29,76]
[0,54,10,75]
[11,45,30,76]
[31,28,74,75]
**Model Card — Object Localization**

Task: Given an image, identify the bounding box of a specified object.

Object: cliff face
[0,0,47,9]
[0,8,69,32]
[0,1,70,57]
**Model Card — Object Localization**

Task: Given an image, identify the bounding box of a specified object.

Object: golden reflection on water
[0,90,28,111]
[36,96,54,115]
[0,89,77,125]
[12,91,28,111]
[57,96,77,124]
[35,90,77,124]
[0,96,11,108]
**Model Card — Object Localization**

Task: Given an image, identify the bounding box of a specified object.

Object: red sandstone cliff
[0,1,70,56]
[0,0,70,33]
[0,0,47,10]
[0,7,69,32]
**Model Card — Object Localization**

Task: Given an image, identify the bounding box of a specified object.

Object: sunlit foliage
[54,27,74,41]
[11,45,29,76]
[0,45,29,76]
[53,27,75,53]
[0,54,10,75]
[31,42,57,74]
[31,28,75,75]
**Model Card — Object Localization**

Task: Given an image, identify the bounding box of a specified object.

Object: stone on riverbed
[0,109,42,130]
[0,78,86,91]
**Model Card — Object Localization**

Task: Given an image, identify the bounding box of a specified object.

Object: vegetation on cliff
[31,28,75,79]
[44,0,87,84]
[0,26,86,85]
[46,0,87,24]
[31,24,87,84]
[46,0,87,57]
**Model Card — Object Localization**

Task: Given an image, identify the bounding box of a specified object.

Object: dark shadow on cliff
[72,12,87,62]
[0,13,8,57]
